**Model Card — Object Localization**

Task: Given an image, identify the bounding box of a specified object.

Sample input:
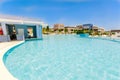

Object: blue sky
[0,0,120,30]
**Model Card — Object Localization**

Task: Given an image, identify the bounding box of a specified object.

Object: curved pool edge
[0,41,25,80]
[90,36,120,43]
[1,36,120,80]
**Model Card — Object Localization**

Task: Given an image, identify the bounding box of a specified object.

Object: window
[27,28,33,37]
[71,29,73,31]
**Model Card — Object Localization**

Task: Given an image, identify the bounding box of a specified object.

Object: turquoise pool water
[4,35,120,80]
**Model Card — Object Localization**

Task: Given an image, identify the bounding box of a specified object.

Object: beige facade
[111,30,120,37]
[76,25,83,30]
[91,26,105,33]
[54,24,64,30]
[53,24,105,34]
[92,26,98,32]
[65,26,76,33]
[98,28,105,33]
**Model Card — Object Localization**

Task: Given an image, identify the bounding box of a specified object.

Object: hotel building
[111,30,120,37]
[64,26,76,33]
[54,24,64,31]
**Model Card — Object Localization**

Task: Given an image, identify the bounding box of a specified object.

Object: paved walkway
[0,41,24,80]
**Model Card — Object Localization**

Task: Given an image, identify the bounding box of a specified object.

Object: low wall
[16,35,24,41]
[0,35,24,42]
[0,35,10,42]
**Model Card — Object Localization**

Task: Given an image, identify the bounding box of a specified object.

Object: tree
[64,28,68,34]
[58,29,63,32]
[89,30,93,35]
[42,27,46,34]
[46,26,49,32]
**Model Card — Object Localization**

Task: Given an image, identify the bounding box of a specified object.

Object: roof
[83,24,93,26]
[92,26,98,29]
[111,30,120,32]
[0,14,44,25]
[65,26,75,28]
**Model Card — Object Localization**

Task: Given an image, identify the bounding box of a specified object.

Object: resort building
[98,27,105,33]
[111,30,120,37]
[76,24,93,30]
[76,25,83,30]
[54,24,64,31]
[83,24,93,30]
[76,24,104,32]
[64,26,76,33]
[0,15,45,42]
[92,26,98,32]
[92,26,105,33]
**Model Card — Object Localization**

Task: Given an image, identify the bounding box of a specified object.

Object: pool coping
[0,41,24,80]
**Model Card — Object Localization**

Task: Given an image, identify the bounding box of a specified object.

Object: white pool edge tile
[0,41,24,80]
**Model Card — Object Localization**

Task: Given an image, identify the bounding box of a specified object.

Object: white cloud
[0,0,9,3]
[0,0,5,5]
[22,6,38,12]
[22,5,68,12]
[58,18,68,23]
[53,0,91,2]
[0,0,11,5]
[115,0,120,2]
[55,18,77,26]
[0,0,6,2]
[118,0,120,2]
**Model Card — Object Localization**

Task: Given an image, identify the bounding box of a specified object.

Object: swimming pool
[4,35,120,80]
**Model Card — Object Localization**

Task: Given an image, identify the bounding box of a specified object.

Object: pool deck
[0,41,24,80]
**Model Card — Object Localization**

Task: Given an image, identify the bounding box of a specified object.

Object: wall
[115,32,120,37]
[1,23,8,35]
[0,35,10,42]
[36,25,42,39]
[15,24,28,38]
